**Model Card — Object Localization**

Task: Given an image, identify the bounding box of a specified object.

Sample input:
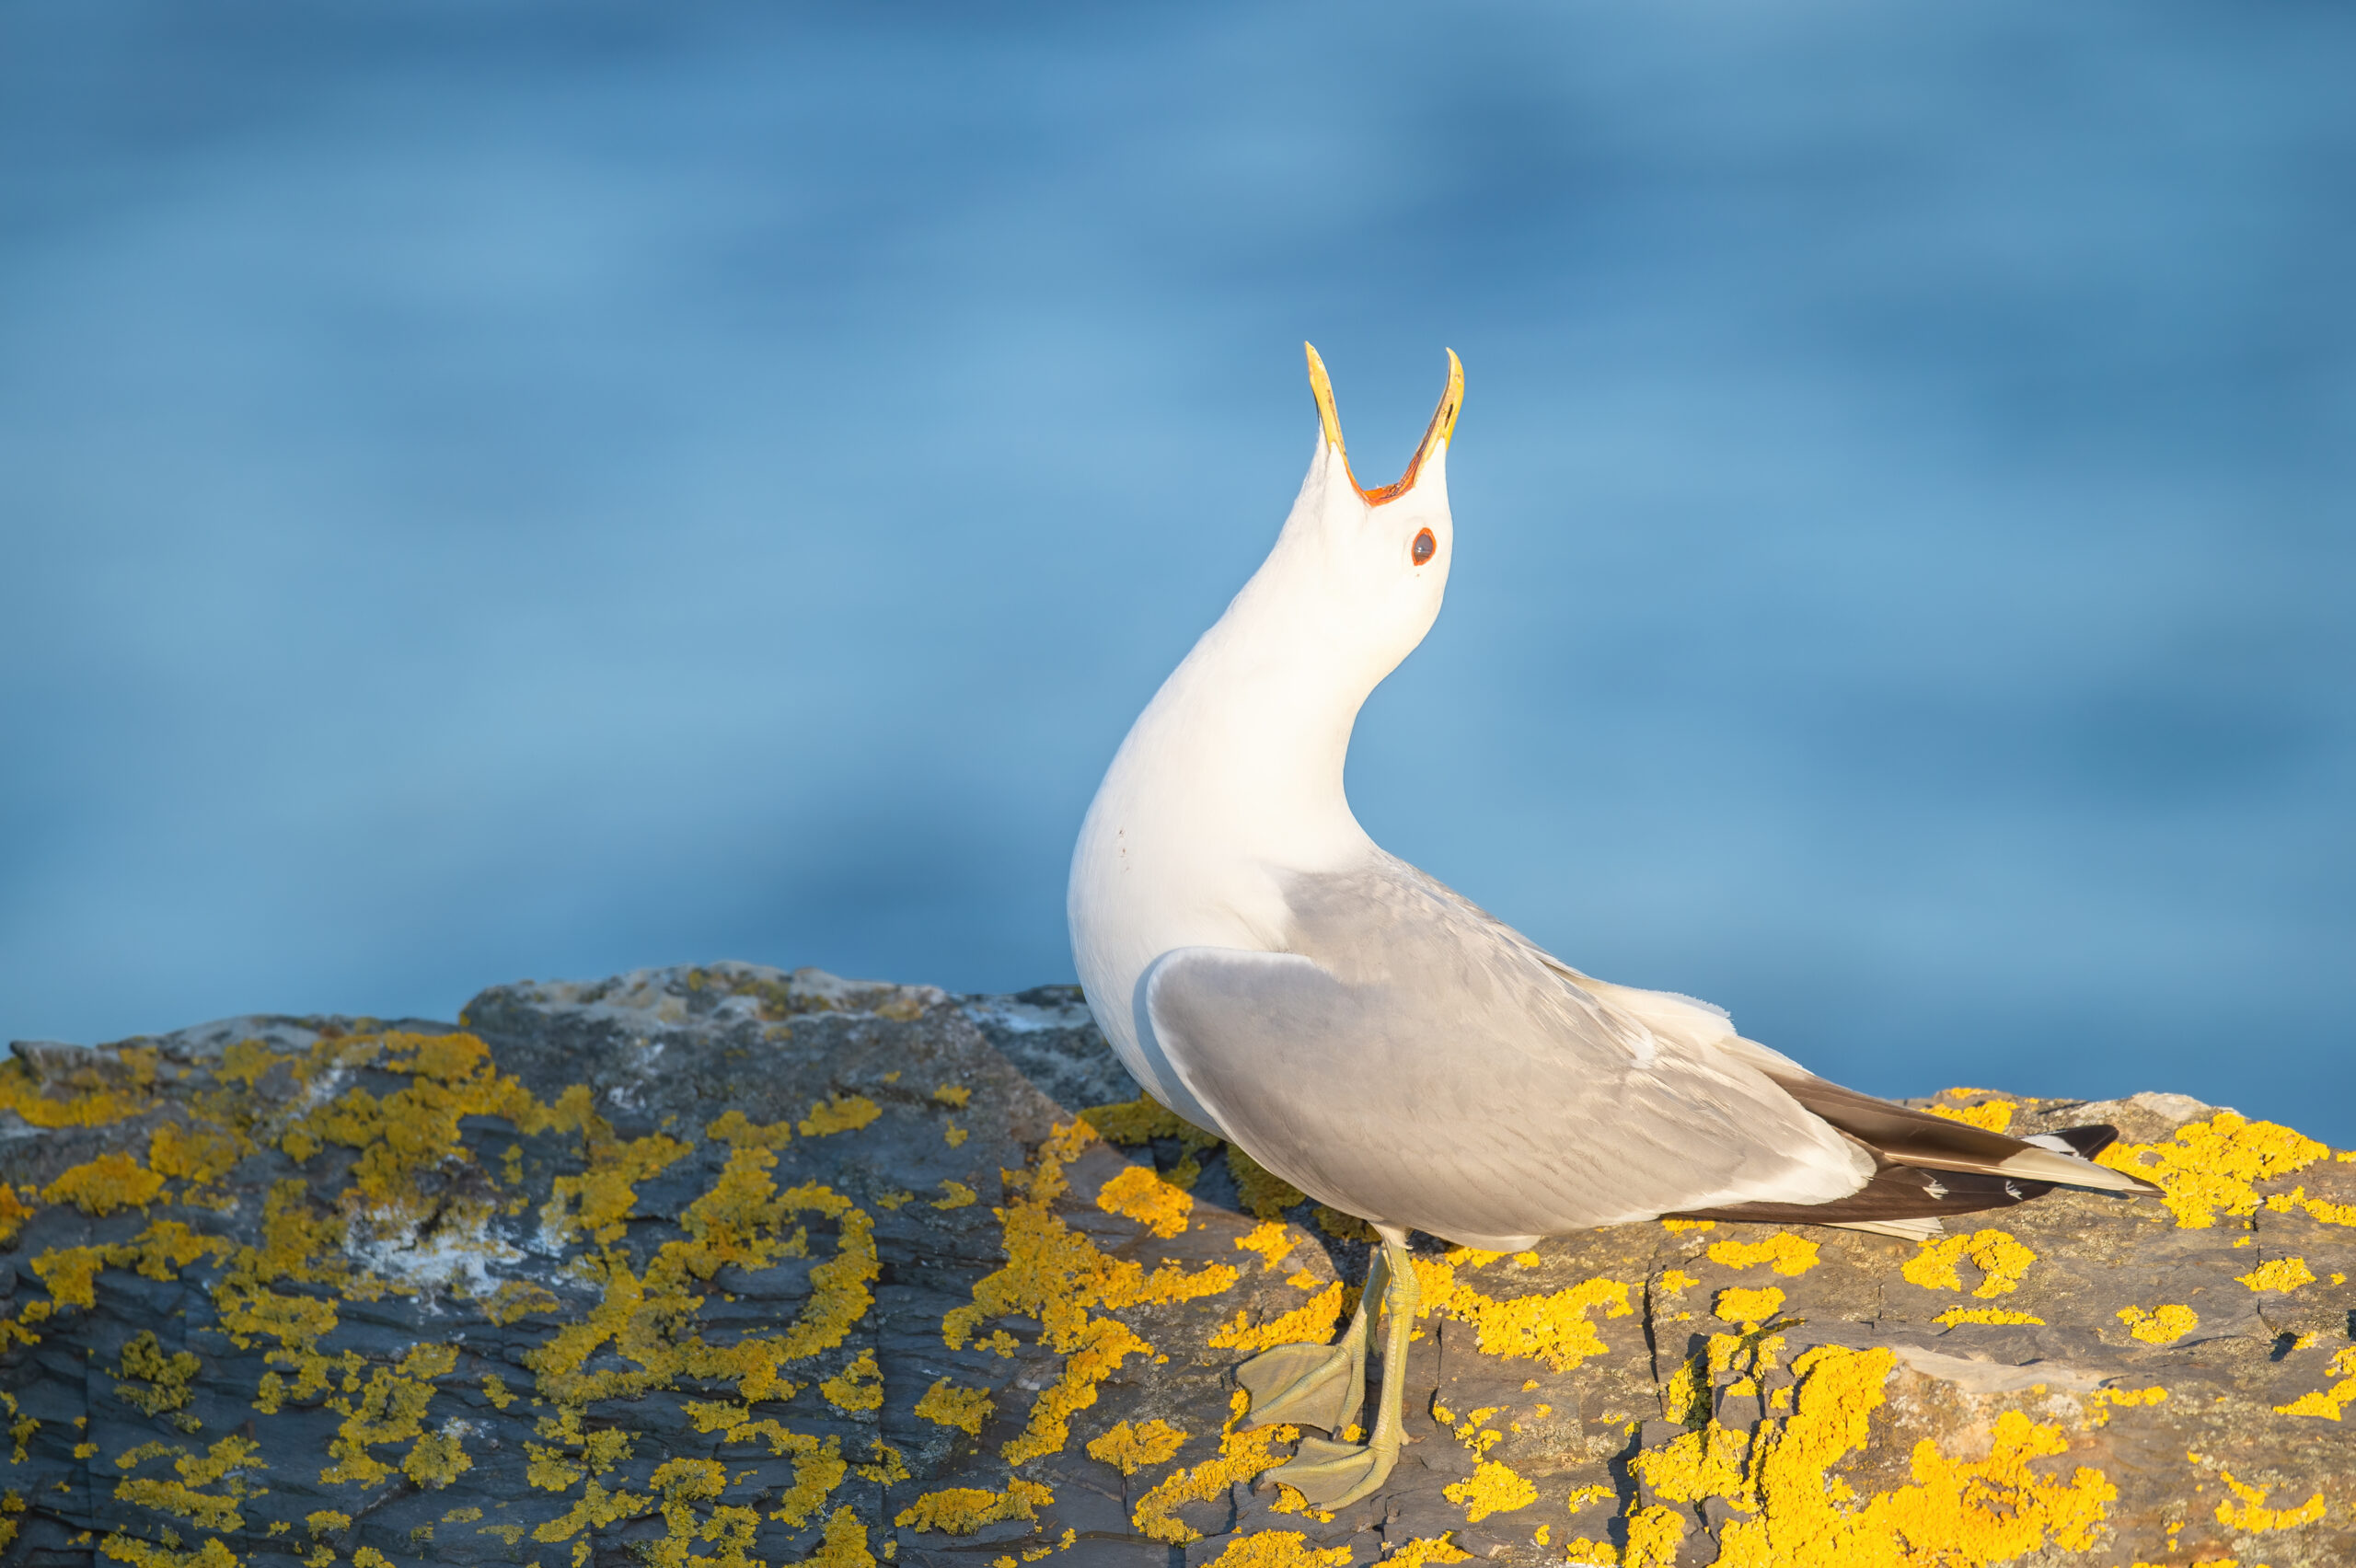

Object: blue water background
[4,3,2350,1137]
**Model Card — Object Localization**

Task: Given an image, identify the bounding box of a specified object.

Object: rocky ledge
[1,963,2350,1568]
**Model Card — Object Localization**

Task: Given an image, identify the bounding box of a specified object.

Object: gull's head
[1258,344,1463,685]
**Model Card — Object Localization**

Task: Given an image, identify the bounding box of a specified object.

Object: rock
[0,963,2350,1567]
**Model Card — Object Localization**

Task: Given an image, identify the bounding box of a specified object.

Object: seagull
[1066,346,2154,1509]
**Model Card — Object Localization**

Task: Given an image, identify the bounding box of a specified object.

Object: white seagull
[1067,346,2152,1508]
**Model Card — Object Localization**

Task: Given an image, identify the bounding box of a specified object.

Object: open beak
[1305,343,1464,507]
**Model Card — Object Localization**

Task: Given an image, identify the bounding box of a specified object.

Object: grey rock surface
[0,963,2350,1567]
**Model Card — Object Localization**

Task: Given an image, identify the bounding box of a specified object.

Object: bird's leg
[1236,1244,1386,1435]
[1260,1224,1419,1509]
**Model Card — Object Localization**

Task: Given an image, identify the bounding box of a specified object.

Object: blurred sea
[3,2,2350,1136]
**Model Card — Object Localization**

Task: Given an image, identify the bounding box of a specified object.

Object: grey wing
[1143,860,1871,1246]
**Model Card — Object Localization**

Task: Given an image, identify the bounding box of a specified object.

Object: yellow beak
[1304,343,1464,507]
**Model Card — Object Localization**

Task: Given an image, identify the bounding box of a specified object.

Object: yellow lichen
[1932,1308,2045,1326]
[1235,1221,1295,1272]
[1623,1505,1687,1568]
[1095,1163,1194,1239]
[2235,1256,2316,1293]
[1444,1459,1537,1522]
[1705,1233,1819,1276]
[704,1109,792,1148]
[2085,1386,2167,1427]
[148,1122,241,1185]
[941,1119,1234,1471]
[1633,1422,1751,1505]
[1410,1259,1633,1371]
[1900,1229,2034,1297]
[818,1348,884,1412]
[321,1342,460,1488]
[914,1378,995,1436]
[0,1047,155,1128]
[932,1180,978,1210]
[2212,1469,2325,1532]
[799,1096,882,1137]
[1086,1418,1187,1475]
[1700,1345,2116,1567]
[1387,1536,1471,1566]
[1208,1282,1345,1354]
[1135,1412,1294,1544]
[2275,1345,2356,1420]
[893,1479,1052,1534]
[2116,1304,2198,1345]
[1198,1531,1352,1568]
[43,1153,166,1216]
[1659,1218,1713,1232]
[1715,1287,1784,1326]
[1927,1095,2016,1134]
[932,1085,972,1109]
[1080,1095,1220,1150]
[1227,1146,1307,1220]
[2265,1183,2356,1228]
[2097,1111,2328,1228]
[112,1435,265,1533]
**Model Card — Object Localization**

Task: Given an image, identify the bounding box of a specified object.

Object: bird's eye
[1412,528,1436,567]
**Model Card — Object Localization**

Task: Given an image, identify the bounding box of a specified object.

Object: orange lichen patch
[1900,1229,2034,1298]
[1698,1345,2116,1568]
[703,1109,792,1148]
[2235,1256,2316,1293]
[1095,1163,1194,1239]
[1133,1396,1296,1545]
[915,1378,995,1436]
[2212,1469,2325,1532]
[1659,1219,1713,1233]
[818,1347,884,1412]
[1705,1233,1819,1276]
[893,1479,1052,1534]
[1208,1282,1345,1355]
[644,1457,762,1568]
[1444,1459,1538,1522]
[42,1153,166,1216]
[1228,1146,1307,1220]
[148,1122,242,1185]
[1715,1287,1785,1327]
[0,1047,156,1128]
[1388,1536,1472,1566]
[932,1084,972,1109]
[1086,1418,1187,1475]
[2276,1345,2356,1420]
[2117,1304,2198,1345]
[798,1095,882,1137]
[1933,1308,2044,1327]
[2096,1111,2329,1228]
[1411,1258,1633,1372]
[1656,1268,1697,1295]
[0,1185,29,1247]
[1623,1505,1687,1568]
[1005,1317,1152,1466]
[932,1180,979,1210]
[1198,1530,1352,1568]
[1927,1094,2016,1134]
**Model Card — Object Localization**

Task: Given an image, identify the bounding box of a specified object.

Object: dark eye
[1412,528,1436,566]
